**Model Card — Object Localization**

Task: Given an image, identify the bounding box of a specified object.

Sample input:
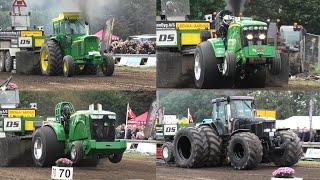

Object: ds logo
[158,34,175,42]
[165,126,177,133]
[6,121,19,128]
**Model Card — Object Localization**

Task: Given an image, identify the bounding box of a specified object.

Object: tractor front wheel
[4,51,12,72]
[40,40,63,76]
[108,153,123,163]
[70,141,84,164]
[271,130,303,167]
[63,56,75,77]
[270,53,281,75]
[222,52,236,78]
[102,55,115,76]
[162,142,175,163]
[0,51,5,72]
[227,132,263,170]
[31,126,64,167]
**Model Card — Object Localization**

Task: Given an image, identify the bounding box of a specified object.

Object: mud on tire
[173,127,207,168]
[227,132,263,170]
[271,130,303,167]
[199,126,222,167]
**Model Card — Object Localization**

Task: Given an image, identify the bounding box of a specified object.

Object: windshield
[282,30,300,46]
[65,20,85,35]
[230,100,253,119]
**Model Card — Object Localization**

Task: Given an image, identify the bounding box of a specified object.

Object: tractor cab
[210,96,275,136]
[52,12,87,36]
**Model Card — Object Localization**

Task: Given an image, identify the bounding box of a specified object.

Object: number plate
[3,118,21,131]
[163,125,177,136]
[51,166,73,180]
[156,30,177,46]
[18,37,33,48]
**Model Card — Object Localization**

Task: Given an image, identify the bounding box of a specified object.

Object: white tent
[276,116,320,130]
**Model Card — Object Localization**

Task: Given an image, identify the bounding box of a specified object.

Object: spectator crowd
[294,127,318,142]
[116,124,146,140]
[109,40,156,54]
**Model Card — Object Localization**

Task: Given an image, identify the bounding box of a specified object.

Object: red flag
[188,108,193,123]
[127,104,136,119]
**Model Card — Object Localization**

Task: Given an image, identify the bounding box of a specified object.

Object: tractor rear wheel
[227,132,263,170]
[108,153,123,163]
[63,56,75,77]
[0,51,5,72]
[194,41,231,89]
[199,126,222,167]
[40,40,63,76]
[173,127,207,168]
[5,51,12,72]
[271,130,303,167]
[270,53,281,75]
[70,141,84,164]
[32,126,64,167]
[102,55,115,76]
[162,142,175,163]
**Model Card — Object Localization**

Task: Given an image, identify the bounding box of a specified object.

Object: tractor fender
[231,129,251,136]
[43,124,66,141]
[207,38,226,58]
[275,128,290,132]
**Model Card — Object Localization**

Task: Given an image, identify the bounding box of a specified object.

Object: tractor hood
[234,18,267,27]
[233,117,276,131]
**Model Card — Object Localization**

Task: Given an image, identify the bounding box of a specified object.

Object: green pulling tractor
[32,102,126,167]
[194,10,284,88]
[160,96,302,170]
[0,78,126,167]
[40,12,114,77]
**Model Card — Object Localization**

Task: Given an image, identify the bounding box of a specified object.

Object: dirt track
[0,67,156,91]
[0,156,155,180]
[157,162,320,180]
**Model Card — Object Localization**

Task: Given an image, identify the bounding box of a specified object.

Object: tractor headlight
[259,26,264,30]
[264,27,268,30]
[243,27,248,31]
[247,34,254,40]
[249,26,253,30]
[254,26,259,30]
[108,114,116,120]
[259,34,266,40]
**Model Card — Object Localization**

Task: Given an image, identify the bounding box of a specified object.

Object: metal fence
[303,33,320,66]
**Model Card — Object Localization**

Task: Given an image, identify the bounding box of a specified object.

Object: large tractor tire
[173,127,207,168]
[0,51,5,72]
[266,53,289,87]
[16,51,41,75]
[62,55,75,77]
[102,55,115,76]
[157,50,194,88]
[5,51,12,72]
[222,52,236,78]
[194,41,232,89]
[32,126,64,167]
[70,141,84,164]
[270,53,281,75]
[162,142,175,163]
[271,130,303,167]
[199,126,222,167]
[108,153,124,163]
[40,40,63,76]
[227,132,263,170]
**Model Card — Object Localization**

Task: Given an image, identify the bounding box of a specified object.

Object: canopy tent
[94,29,120,41]
[276,116,320,130]
[128,112,148,125]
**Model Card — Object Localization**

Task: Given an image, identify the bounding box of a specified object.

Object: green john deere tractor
[31,102,126,167]
[40,12,114,77]
[164,96,302,169]
[194,10,283,88]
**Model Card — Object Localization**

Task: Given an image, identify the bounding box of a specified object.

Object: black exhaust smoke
[225,0,246,16]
